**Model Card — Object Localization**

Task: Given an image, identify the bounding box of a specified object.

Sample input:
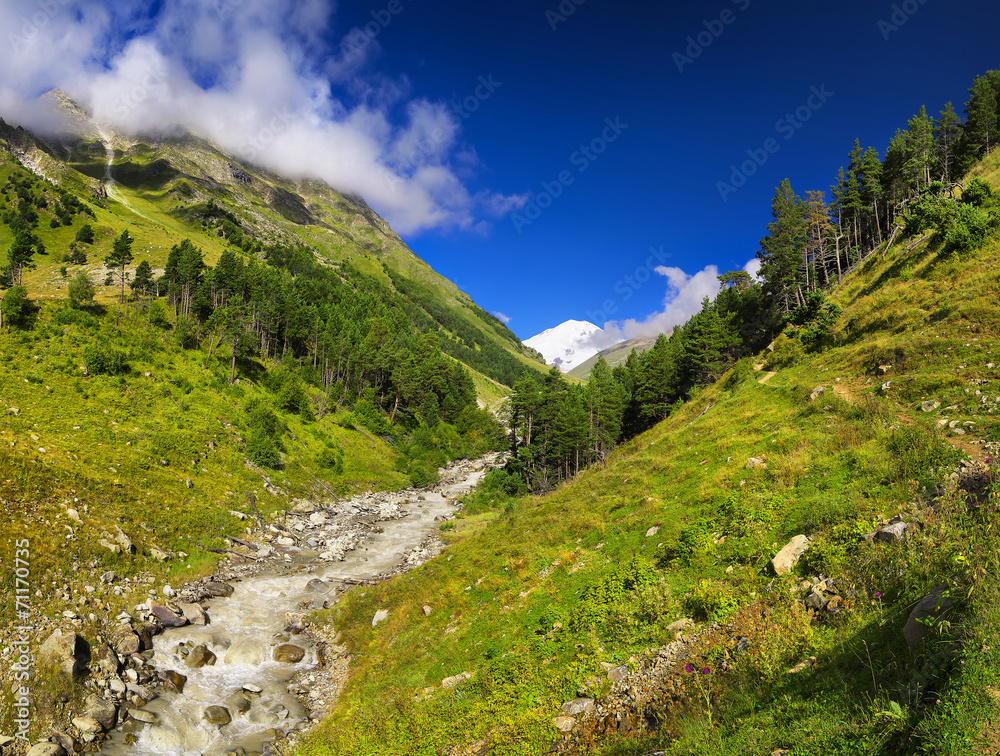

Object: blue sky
[340,0,999,339]
[1,0,997,342]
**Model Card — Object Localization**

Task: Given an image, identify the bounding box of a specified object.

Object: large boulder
[38,630,90,679]
[203,706,231,726]
[904,584,955,647]
[185,645,217,668]
[159,669,187,693]
[272,644,305,663]
[561,698,596,718]
[25,744,66,756]
[150,602,187,628]
[89,642,121,675]
[203,582,234,598]
[81,694,117,730]
[769,535,811,575]
[111,628,140,656]
[177,602,209,625]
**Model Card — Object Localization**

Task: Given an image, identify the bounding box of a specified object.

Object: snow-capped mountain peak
[524,320,622,373]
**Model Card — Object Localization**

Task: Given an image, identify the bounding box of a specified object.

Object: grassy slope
[568,336,658,381]
[298,176,1000,754]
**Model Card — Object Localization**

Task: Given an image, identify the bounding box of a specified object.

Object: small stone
[177,602,209,625]
[441,671,473,689]
[25,744,66,756]
[904,584,955,647]
[745,457,767,470]
[203,582,234,597]
[371,609,389,627]
[809,386,827,402]
[422,605,432,616]
[667,618,693,632]
[243,683,262,694]
[921,400,941,413]
[81,693,117,730]
[645,525,660,538]
[150,601,187,628]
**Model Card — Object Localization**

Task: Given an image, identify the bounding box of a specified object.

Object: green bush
[83,342,129,375]
[942,203,995,255]
[686,579,740,623]
[246,427,280,468]
[318,445,344,474]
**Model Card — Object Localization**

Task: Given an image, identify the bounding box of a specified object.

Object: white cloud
[597,257,759,341]
[0,0,521,235]
[493,311,511,323]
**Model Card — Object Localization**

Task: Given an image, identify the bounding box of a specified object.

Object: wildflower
[702,667,710,675]
[685,664,693,673]
[874,592,882,598]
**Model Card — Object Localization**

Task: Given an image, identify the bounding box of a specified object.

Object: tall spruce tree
[104,229,134,304]
[757,179,807,313]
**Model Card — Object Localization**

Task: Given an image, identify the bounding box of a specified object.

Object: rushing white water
[102,461,493,756]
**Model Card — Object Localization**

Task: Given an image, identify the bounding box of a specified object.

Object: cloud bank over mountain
[0,0,525,234]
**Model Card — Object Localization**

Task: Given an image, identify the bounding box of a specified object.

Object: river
[100,453,500,756]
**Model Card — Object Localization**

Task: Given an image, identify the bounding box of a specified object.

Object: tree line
[505,67,1000,492]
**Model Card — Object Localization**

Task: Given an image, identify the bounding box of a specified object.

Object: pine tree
[859,148,884,248]
[905,106,934,191]
[757,179,807,312]
[130,259,155,295]
[104,229,134,304]
[965,74,999,160]
[934,102,963,183]
[5,229,36,287]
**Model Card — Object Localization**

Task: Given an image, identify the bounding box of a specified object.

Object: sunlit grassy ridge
[298,198,1000,754]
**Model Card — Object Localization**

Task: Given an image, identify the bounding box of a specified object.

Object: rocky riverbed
[1,453,502,756]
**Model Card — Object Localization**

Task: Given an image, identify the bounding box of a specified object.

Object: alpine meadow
[2,3,1000,756]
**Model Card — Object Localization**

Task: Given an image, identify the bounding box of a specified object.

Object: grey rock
[90,642,121,675]
[225,693,252,714]
[71,717,102,734]
[875,522,908,543]
[203,582,235,598]
[49,732,76,755]
[109,678,127,695]
[745,457,767,470]
[561,698,596,718]
[243,683,262,694]
[128,708,157,724]
[441,671,473,689]
[38,629,90,679]
[114,526,135,553]
[273,644,305,663]
[149,547,170,562]
[921,400,941,413]
[185,644,217,668]
[25,744,66,756]
[159,669,187,693]
[666,618,693,632]
[371,609,389,627]
[81,693,117,730]
[809,386,827,402]
[177,602,209,625]
[553,715,576,733]
[203,706,231,726]
[422,604,432,616]
[607,665,629,684]
[904,584,955,647]
[805,591,826,611]
[112,629,140,656]
[645,526,660,538]
[769,535,810,575]
[150,602,187,628]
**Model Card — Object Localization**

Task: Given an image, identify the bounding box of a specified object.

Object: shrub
[686,579,740,623]
[942,203,995,255]
[75,224,94,244]
[83,342,129,375]
[318,445,344,474]
[67,271,95,307]
[246,428,280,468]
[1,286,32,329]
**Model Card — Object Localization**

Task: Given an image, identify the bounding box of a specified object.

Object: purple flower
[986,458,993,464]
[875,592,882,598]
[702,667,710,675]
[685,664,693,673]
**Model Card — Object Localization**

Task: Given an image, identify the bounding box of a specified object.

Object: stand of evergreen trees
[506,67,1000,492]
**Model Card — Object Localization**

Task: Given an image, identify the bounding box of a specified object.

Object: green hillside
[294,156,1000,755]
[568,335,658,381]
